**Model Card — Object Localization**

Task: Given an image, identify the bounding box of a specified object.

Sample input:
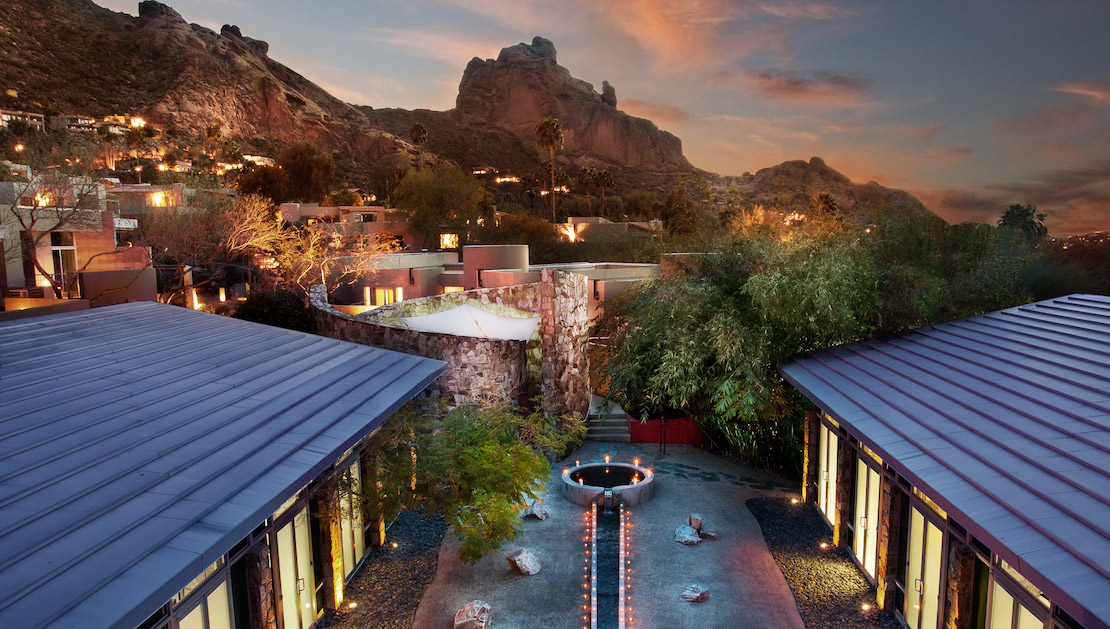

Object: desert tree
[576,167,597,213]
[534,116,563,222]
[273,220,393,296]
[394,167,490,247]
[595,168,614,211]
[409,122,428,149]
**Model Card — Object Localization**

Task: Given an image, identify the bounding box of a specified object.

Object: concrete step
[586,431,630,443]
[590,417,628,427]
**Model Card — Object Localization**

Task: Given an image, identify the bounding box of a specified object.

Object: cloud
[620,99,692,125]
[718,69,872,107]
[1053,81,1110,105]
[913,157,1110,236]
[360,28,504,67]
[1000,102,1100,138]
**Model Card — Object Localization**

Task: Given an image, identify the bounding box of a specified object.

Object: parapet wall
[310,286,527,406]
[309,268,589,416]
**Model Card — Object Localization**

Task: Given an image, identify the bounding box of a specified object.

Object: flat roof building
[782,294,1110,629]
[0,302,444,628]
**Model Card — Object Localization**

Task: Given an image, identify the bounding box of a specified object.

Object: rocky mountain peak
[455,37,691,173]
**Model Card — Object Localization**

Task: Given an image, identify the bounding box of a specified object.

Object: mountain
[1,0,939,226]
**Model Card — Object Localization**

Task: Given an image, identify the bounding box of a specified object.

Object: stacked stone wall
[246,540,275,629]
[310,286,527,406]
[540,269,590,416]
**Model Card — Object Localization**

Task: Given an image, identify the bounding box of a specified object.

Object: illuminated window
[395,286,404,302]
[375,288,395,305]
[150,191,167,207]
[443,286,464,294]
[439,233,459,249]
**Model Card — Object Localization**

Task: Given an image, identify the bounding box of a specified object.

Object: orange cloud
[722,69,872,107]
[620,99,692,125]
[1054,81,1110,105]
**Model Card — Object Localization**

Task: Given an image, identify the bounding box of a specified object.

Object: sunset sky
[100,0,1110,236]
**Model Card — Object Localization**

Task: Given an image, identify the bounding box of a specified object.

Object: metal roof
[782,294,1110,629]
[0,302,445,629]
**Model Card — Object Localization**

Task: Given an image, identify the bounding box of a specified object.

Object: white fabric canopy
[401,303,540,341]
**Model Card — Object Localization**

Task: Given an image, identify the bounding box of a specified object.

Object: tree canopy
[394,168,490,245]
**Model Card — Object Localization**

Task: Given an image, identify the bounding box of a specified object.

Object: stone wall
[802,409,820,503]
[310,269,591,416]
[310,286,528,406]
[245,539,276,629]
[945,537,976,629]
[540,268,590,416]
[876,476,904,611]
[833,440,853,547]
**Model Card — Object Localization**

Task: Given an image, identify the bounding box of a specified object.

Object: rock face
[681,585,710,603]
[506,548,542,575]
[674,525,701,545]
[523,498,549,521]
[455,37,692,173]
[687,513,703,531]
[454,600,492,629]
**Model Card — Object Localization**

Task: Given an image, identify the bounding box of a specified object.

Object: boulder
[507,548,542,575]
[523,498,549,521]
[454,600,492,629]
[698,523,718,540]
[687,513,703,531]
[674,524,701,545]
[681,585,710,603]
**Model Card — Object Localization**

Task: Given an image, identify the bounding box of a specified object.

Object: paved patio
[411,441,805,628]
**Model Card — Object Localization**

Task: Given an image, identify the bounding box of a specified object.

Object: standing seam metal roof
[0,302,445,629]
[781,294,1110,629]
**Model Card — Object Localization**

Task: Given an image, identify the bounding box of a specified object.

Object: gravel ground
[317,511,447,629]
[747,497,902,629]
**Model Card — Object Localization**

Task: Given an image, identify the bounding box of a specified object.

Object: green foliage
[408,122,428,148]
[998,203,1047,242]
[595,226,876,473]
[367,152,412,207]
[237,165,289,204]
[395,167,491,244]
[534,117,563,221]
[372,401,585,563]
[277,142,334,203]
[232,290,311,332]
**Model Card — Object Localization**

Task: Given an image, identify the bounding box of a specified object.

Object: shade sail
[401,303,540,341]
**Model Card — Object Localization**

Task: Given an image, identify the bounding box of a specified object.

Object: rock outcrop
[506,548,542,575]
[454,37,692,173]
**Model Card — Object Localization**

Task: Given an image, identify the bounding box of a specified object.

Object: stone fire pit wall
[310,286,527,407]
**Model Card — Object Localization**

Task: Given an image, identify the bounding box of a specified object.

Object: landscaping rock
[698,521,718,540]
[681,584,710,602]
[523,499,549,521]
[506,548,542,575]
[687,513,703,531]
[453,600,492,629]
[674,524,701,545]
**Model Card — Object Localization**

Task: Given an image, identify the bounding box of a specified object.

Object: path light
[390,542,398,548]
[348,602,358,609]
[820,542,828,550]
[861,603,871,611]
[791,497,799,504]
[604,454,610,463]
[633,458,639,466]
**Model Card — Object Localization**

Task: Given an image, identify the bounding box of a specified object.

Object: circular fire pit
[561,461,655,507]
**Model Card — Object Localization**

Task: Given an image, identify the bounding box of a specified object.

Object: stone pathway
[411,441,804,629]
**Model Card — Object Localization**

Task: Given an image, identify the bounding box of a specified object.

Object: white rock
[698,524,718,540]
[674,524,701,545]
[687,513,703,531]
[681,584,710,602]
[523,498,549,520]
[454,600,492,629]
[507,548,542,575]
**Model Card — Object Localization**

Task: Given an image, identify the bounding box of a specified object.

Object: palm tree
[596,169,614,213]
[534,117,563,222]
[577,167,597,213]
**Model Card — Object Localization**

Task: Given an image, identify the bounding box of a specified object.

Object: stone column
[539,269,589,416]
[876,476,903,611]
[246,538,276,629]
[945,537,977,629]
[802,409,820,503]
[833,440,854,547]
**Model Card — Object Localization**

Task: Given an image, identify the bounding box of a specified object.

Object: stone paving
[411,441,805,629]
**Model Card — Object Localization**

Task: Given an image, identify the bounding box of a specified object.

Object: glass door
[818,422,838,525]
[340,462,366,579]
[853,456,881,579]
[902,505,944,629]
[276,508,316,629]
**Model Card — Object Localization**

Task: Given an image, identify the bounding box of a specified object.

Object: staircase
[586,395,631,442]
